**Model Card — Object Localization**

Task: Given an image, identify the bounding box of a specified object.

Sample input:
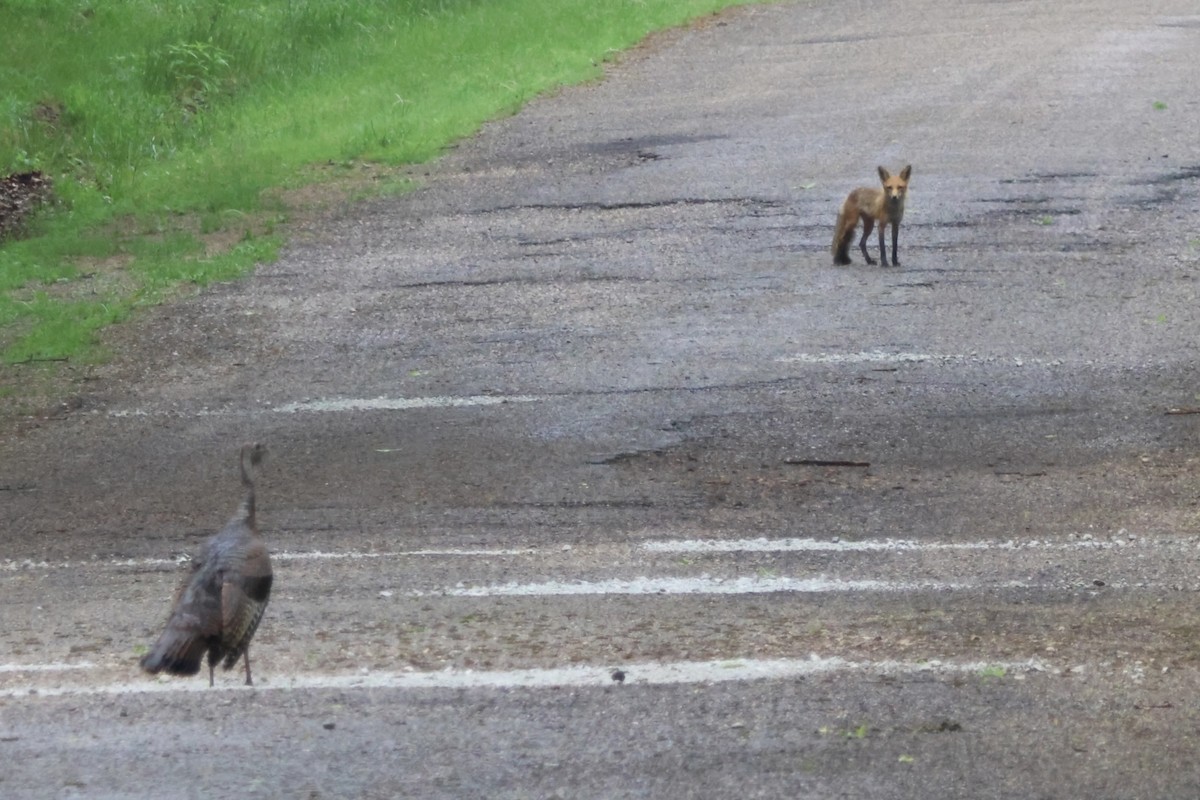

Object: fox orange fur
[832,165,911,266]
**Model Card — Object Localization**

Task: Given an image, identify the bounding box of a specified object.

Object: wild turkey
[141,443,273,686]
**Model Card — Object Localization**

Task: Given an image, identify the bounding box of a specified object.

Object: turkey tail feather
[140,630,208,676]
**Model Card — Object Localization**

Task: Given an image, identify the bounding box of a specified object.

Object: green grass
[978,664,1007,680]
[1,0,758,366]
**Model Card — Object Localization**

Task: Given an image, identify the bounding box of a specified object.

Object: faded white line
[5,534,1165,574]
[108,393,545,417]
[777,351,1064,367]
[0,662,95,674]
[3,548,534,572]
[3,558,183,571]
[273,394,543,414]
[0,656,1052,698]
[280,546,535,561]
[640,536,1140,554]
[409,575,981,597]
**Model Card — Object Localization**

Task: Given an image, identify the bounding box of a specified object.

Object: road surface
[4,0,1200,796]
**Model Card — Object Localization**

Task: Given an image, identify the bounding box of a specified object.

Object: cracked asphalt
[4,0,1200,797]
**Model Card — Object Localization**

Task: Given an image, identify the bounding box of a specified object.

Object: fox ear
[877,166,891,182]
[899,165,912,181]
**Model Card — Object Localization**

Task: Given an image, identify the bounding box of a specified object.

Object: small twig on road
[783,458,870,468]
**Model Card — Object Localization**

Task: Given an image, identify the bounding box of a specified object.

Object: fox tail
[832,206,854,265]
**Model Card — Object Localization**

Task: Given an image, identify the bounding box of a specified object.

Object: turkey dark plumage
[141,443,272,686]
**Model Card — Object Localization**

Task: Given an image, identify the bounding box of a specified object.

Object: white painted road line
[2,548,534,572]
[2,557,184,571]
[640,536,1143,553]
[409,575,983,597]
[103,354,1072,419]
[272,394,544,414]
[107,393,545,417]
[0,656,1053,699]
[0,662,95,674]
[277,548,536,560]
[4,534,1173,574]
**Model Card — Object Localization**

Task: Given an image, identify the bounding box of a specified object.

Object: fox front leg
[890,223,901,266]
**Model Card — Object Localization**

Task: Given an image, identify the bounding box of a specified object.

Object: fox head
[877,165,911,206]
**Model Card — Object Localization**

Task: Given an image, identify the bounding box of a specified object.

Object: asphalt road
[4,0,1200,797]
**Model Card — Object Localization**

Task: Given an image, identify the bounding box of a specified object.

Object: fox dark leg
[890,223,901,266]
[858,216,876,265]
[243,648,254,686]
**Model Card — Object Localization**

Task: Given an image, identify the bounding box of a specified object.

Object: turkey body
[141,443,272,686]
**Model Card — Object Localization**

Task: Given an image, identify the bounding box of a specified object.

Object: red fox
[832,165,911,266]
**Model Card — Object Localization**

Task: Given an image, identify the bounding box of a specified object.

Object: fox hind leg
[858,215,876,265]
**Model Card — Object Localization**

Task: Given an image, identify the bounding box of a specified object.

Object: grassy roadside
[0,0,758,415]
